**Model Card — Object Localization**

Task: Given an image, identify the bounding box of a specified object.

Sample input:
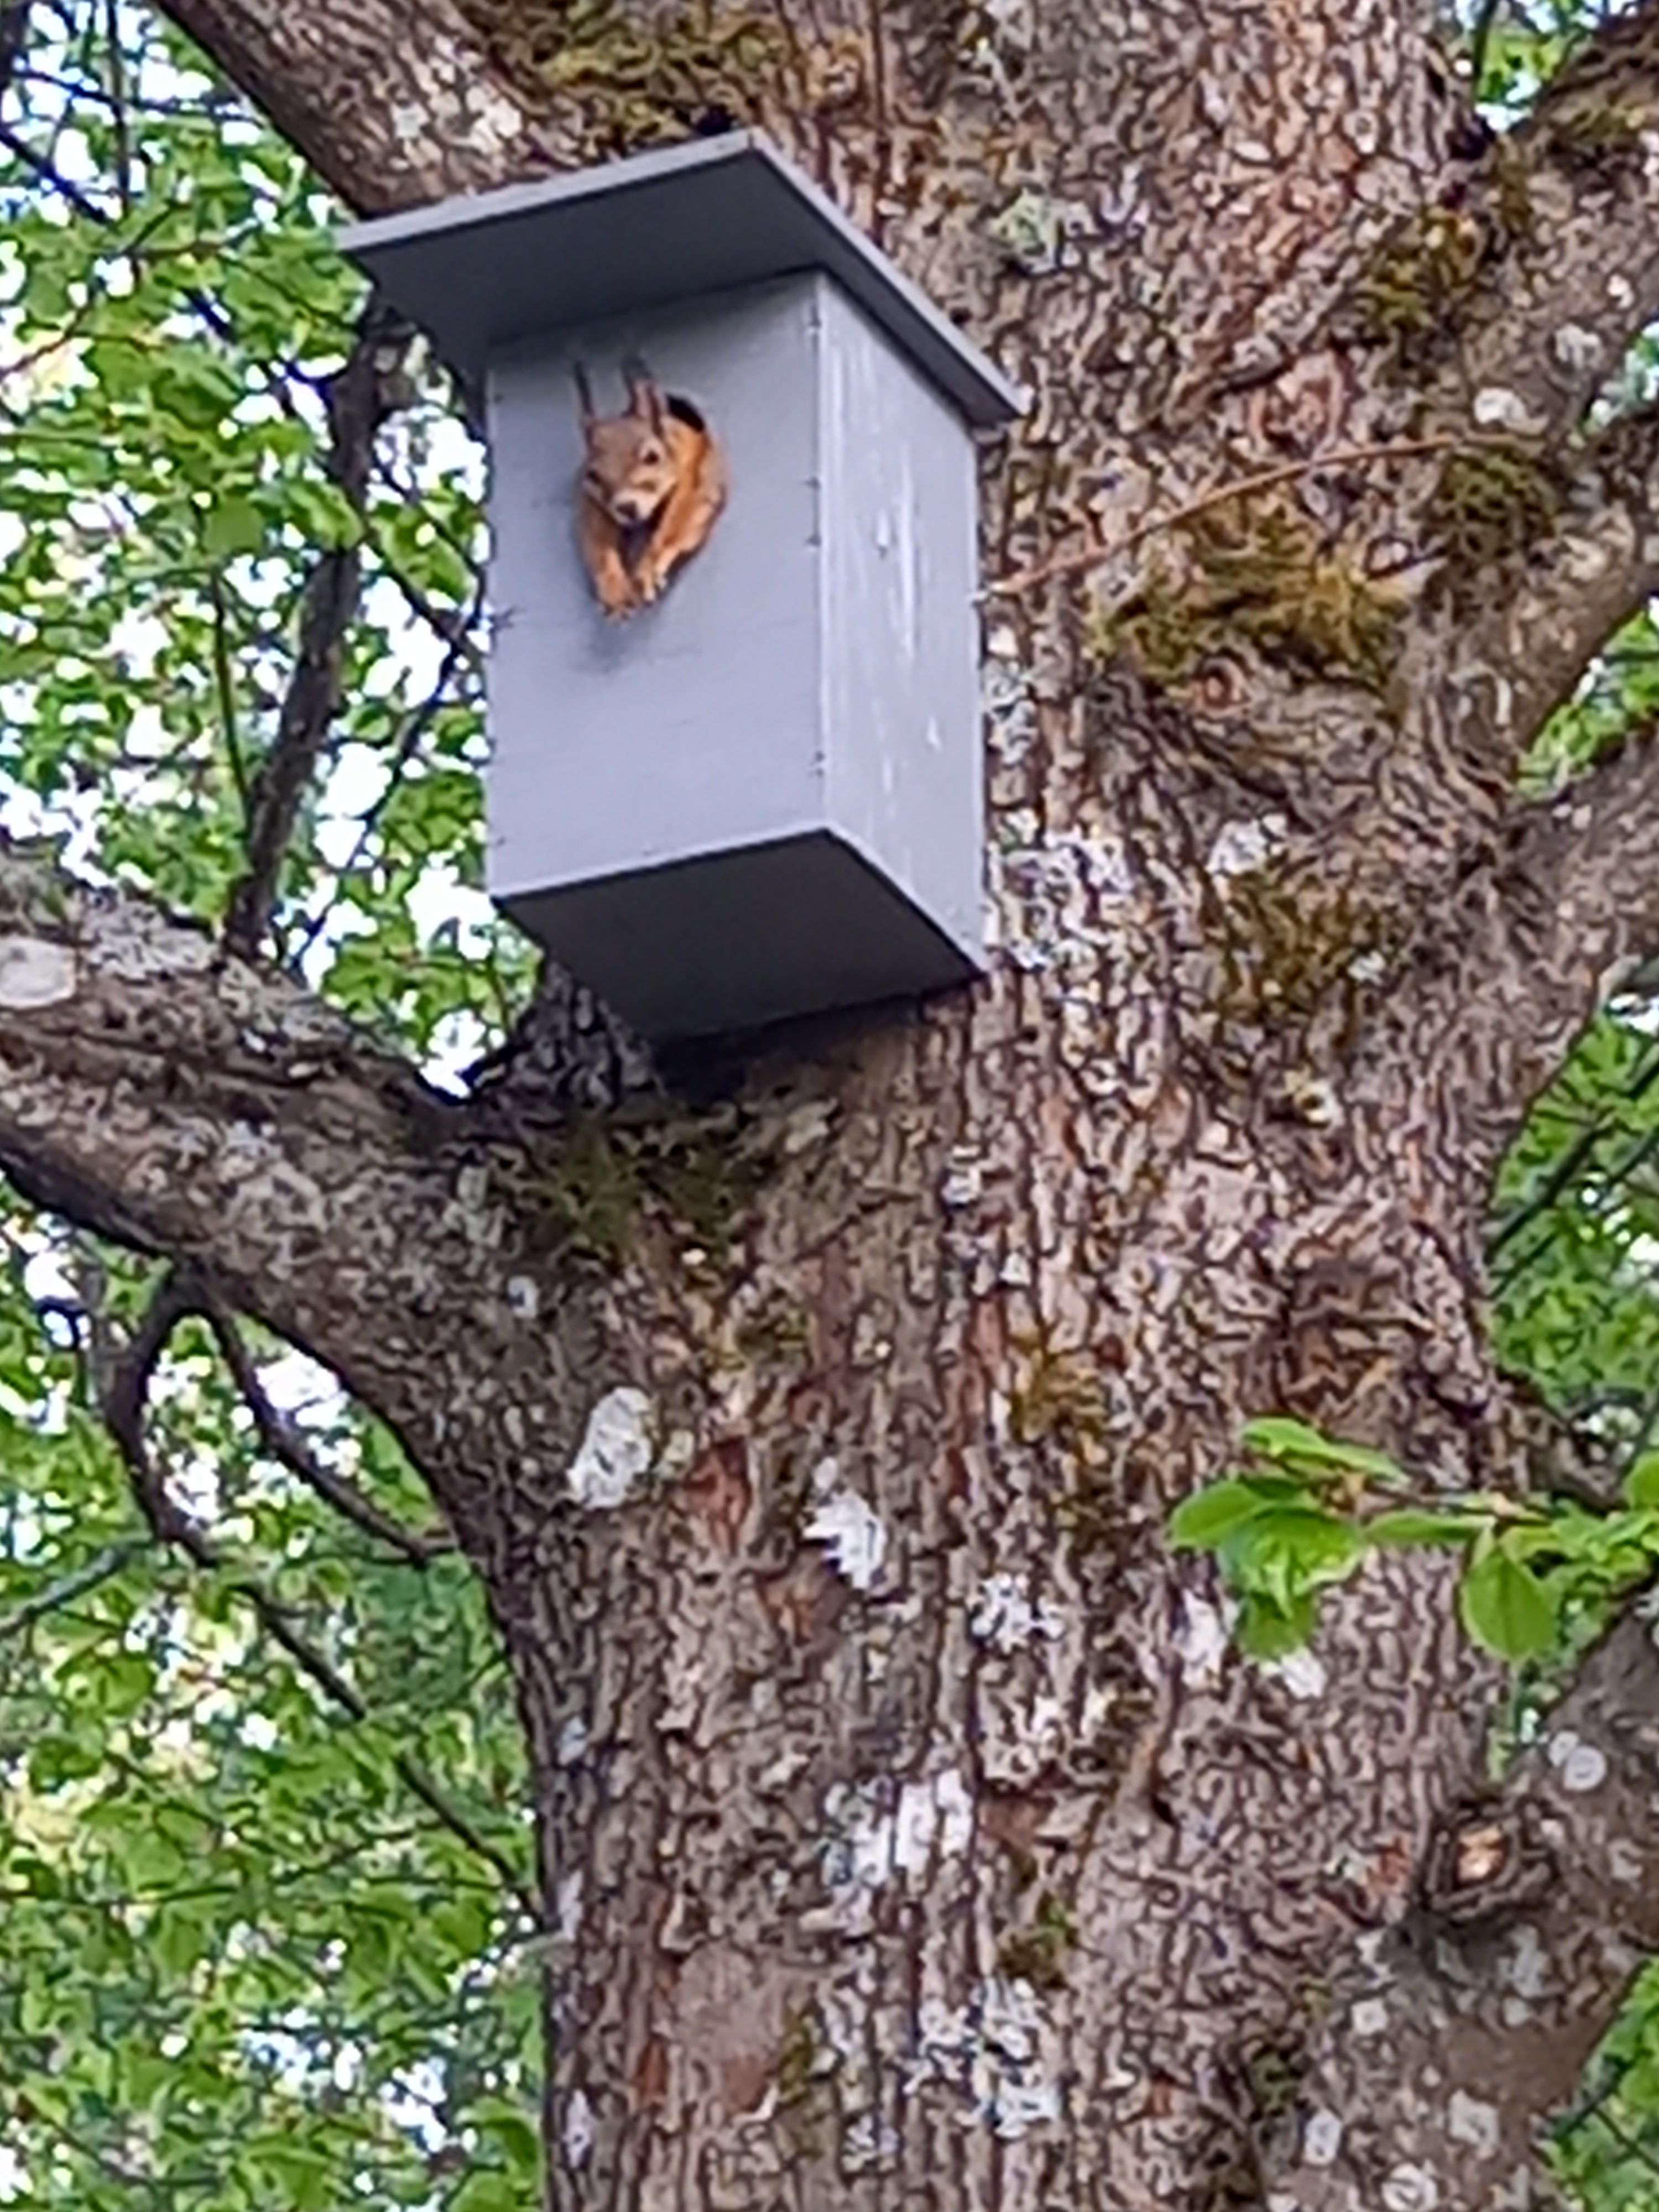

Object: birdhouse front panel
[487,276,825,898]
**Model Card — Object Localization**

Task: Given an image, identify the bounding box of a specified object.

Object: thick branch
[1262,1615,1659,2209]
[153,0,554,213]
[1504,727,1659,1050]
[1462,400,1659,749]
[0,840,609,1519]
[1454,0,1659,442]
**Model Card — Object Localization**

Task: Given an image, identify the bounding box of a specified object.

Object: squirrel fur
[574,359,727,619]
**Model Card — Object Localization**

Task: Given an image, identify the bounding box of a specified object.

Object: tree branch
[222,293,413,961]
[1502,726,1659,1052]
[200,1295,451,1566]
[1448,0,1659,444]
[0,837,613,1524]
[1261,1613,1659,2209]
[1489,1034,1659,1262]
[0,3,33,113]
[290,593,479,963]
[152,0,558,214]
[97,1267,541,1926]
[0,1537,149,1641]
[1463,399,1659,751]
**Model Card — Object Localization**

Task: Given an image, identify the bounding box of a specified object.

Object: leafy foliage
[1167,1414,1659,1665]
[0,9,539,2205]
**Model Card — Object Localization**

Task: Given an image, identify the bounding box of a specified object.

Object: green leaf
[241,2136,336,2210]
[1240,1416,1405,1483]
[203,495,264,561]
[450,2171,528,2212]
[1626,1453,1659,1509]
[1235,1592,1317,1658]
[1459,1546,1558,1660]
[1219,1507,1361,1604]
[153,1904,211,1979]
[114,1825,189,1892]
[1366,1509,1483,1548]
[471,2102,540,2178]
[430,1892,495,1959]
[91,1651,155,1717]
[1169,1479,1276,1549]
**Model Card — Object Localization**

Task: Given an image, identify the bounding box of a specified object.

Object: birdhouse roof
[340,131,1024,430]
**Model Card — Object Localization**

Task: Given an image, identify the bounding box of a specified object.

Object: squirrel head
[575,361,680,529]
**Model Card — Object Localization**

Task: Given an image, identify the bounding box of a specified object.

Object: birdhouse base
[499,830,978,1045]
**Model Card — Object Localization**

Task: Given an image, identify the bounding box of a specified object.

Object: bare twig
[201,1297,450,1566]
[1495,1104,1659,1290]
[223,294,414,958]
[1490,1040,1659,1259]
[102,0,127,212]
[291,588,481,963]
[371,535,485,670]
[980,433,1512,601]
[0,1537,148,1641]
[0,2,33,112]
[1565,2097,1659,2188]
[0,110,105,220]
[206,567,251,815]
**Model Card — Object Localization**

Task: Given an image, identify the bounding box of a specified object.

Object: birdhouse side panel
[818,281,985,969]
[483,276,827,909]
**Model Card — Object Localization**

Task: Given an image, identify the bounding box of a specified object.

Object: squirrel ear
[573,362,596,425]
[624,358,666,434]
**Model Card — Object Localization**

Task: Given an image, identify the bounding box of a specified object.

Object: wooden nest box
[341,133,1022,1043]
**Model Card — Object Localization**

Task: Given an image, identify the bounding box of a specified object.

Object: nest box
[341,133,1022,1042]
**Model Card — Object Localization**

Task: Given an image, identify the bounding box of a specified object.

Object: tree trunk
[13,0,1659,2201]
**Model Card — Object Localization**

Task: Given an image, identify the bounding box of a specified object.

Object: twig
[0,1537,147,1641]
[0,110,105,221]
[1568,2096,1659,2187]
[0,3,33,112]
[102,0,126,213]
[1490,1040,1659,1256]
[223,295,413,958]
[201,1297,450,1567]
[371,534,485,670]
[0,200,173,384]
[205,567,251,814]
[1494,1084,1659,1288]
[29,2103,212,2199]
[980,434,1510,601]
[290,591,481,963]
[98,1270,540,1927]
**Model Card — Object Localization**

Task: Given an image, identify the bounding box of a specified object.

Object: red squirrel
[573,359,728,619]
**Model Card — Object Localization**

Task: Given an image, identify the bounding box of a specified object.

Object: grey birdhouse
[341,133,1022,1042]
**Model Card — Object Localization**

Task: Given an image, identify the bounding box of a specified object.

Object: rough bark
[26,0,1659,2203]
